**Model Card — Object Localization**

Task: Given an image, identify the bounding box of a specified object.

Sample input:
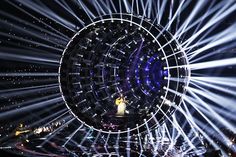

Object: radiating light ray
[147,0,152,19]
[209,105,236,122]
[100,0,114,16]
[0,19,65,49]
[154,0,190,48]
[192,118,228,156]
[191,77,236,87]
[184,0,217,44]
[54,0,85,27]
[166,0,185,31]
[130,0,134,25]
[156,0,160,20]
[0,72,58,77]
[181,2,236,48]
[21,109,70,139]
[160,90,205,149]
[0,78,59,88]
[0,32,64,52]
[119,0,123,23]
[0,109,68,145]
[189,43,236,64]
[166,57,236,70]
[171,104,199,139]
[139,0,151,26]
[1,46,61,62]
[188,81,236,117]
[185,22,220,56]
[140,0,152,22]
[155,101,196,149]
[161,0,214,50]
[183,26,224,57]
[104,0,114,21]
[0,83,58,94]
[175,0,225,39]
[6,1,71,39]
[183,94,233,147]
[108,0,117,13]
[188,24,236,60]
[0,95,63,118]
[135,0,139,15]
[0,83,58,98]
[0,11,68,43]
[123,0,131,13]
[167,0,174,30]
[75,0,95,22]
[1,92,61,111]
[139,0,146,18]
[191,78,236,97]
[2,40,62,55]
[176,0,206,40]
[148,2,159,31]
[193,102,235,134]
[158,0,167,24]
[181,101,226,155]
[163,124,173,143]
[0,50,59,65]
[171,111,196,149]
[29,109,69,129]
[17,0,77,32]
[93,0,106,21]
[39,116,75,147]
[187,86,236,133]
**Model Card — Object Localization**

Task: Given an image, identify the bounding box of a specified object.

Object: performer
[115,94,128,116]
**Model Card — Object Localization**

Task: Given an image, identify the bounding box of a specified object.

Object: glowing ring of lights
[59,14,189,134]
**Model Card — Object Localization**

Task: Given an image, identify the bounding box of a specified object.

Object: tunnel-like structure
[59,14,189,134]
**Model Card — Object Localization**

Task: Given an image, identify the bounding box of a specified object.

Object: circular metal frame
[58,14,190,134]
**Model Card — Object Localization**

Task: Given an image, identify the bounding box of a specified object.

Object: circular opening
[59,14,189,134]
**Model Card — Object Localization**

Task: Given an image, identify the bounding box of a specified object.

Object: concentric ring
[59,14,189,134]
